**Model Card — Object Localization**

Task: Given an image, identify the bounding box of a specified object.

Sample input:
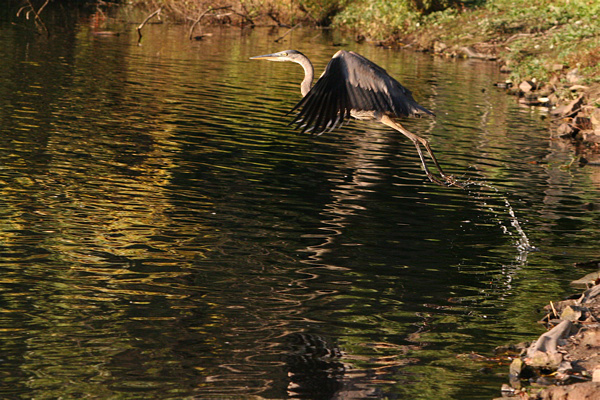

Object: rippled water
[1,13,599,400]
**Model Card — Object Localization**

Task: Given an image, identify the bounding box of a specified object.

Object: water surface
[1,16,599,400]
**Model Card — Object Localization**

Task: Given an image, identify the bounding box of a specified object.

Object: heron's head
[250,50,305,63]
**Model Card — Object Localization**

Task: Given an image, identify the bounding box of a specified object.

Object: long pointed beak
[250,52,283,61]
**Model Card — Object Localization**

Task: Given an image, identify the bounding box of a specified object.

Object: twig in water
[137,7,162,45]
[275,23,301,43]
[550,301,558,318]
[16,0,50,37]
[188,6,231,41]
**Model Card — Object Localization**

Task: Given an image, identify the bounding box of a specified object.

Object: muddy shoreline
[492,266,600,399]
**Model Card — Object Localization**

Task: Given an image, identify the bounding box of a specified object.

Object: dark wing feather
[291,50,434,134]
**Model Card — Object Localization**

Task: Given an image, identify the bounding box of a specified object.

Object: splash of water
[462,180,538,262]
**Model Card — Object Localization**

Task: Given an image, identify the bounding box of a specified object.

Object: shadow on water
[1,10,600,400]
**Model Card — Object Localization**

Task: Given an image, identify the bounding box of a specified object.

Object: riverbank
[492,268,600,400]
[372,1,600,161]
[123,0,599,155]
[123,1,598,82]
[330,0,599,159]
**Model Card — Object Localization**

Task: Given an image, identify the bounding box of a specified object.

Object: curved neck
[294,55,314,97]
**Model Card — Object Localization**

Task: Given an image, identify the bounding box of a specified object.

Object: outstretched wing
[290,50,434,134]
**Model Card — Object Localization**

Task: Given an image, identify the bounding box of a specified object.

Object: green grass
[333,1,420,40]
[331,0,600,83]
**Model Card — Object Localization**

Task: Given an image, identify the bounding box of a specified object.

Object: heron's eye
[281,52,287,56]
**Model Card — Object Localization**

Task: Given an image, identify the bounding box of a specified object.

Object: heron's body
[250,49,456,186]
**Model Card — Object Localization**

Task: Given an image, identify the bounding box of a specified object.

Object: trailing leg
[380,115,457,186]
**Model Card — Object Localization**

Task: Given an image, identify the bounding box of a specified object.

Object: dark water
[1,12,599,400]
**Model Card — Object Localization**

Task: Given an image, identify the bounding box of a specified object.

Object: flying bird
[250,49,457,186]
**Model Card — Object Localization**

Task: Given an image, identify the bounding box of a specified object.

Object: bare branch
[188,5,231,41]
[274,23,301,43]
[137,7,162,45]
[37,0,51,16]
[233,2,255,27]
[268,11,291,28]
[16,6,28,18]
[16,0,50,36]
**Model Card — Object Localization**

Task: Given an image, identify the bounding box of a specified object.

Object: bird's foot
[443,174,465,188]
[427,173,465,188]
[442,174,467,188]
[426,173,448,187]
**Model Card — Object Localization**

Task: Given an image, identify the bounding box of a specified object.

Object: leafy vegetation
[125,0,598,83]
[331,0,599,83]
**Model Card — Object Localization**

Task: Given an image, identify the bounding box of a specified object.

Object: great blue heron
[250,49,458,186]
